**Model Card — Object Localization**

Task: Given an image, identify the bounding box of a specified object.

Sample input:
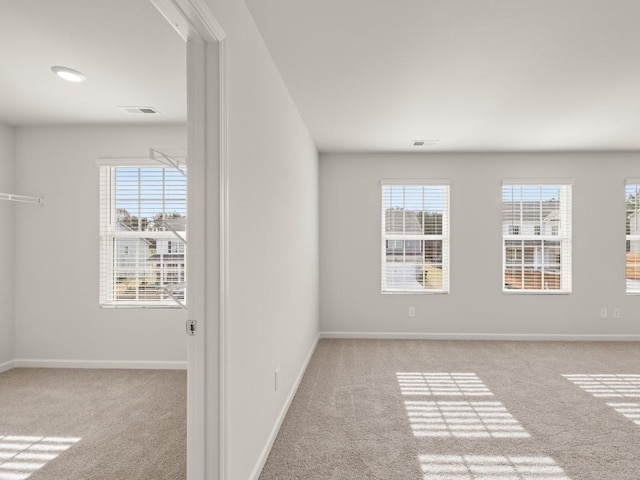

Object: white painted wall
[321,152,640,338]
[0,123,16,367]
[14,125,187,366]
[205,1,319,478]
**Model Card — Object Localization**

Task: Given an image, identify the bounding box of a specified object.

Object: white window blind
[381,183,449,293]
[626,183,640,294]
[502,184,572,293]
[99,165,187,307]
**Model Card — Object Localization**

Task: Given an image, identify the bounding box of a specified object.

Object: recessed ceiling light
[51,66,86,83]
[412,139,440,147]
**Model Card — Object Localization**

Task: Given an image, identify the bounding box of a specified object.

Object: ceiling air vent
[119,106,161,115]
[412,139,440,147]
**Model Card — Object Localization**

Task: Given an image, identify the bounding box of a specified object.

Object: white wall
[14,125,187,366]
[205,1,319,478]
[321,152,640,338]
[0,123,16,367]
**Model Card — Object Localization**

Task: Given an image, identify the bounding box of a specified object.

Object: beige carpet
[259,339,640,480]
[0,368,186,480]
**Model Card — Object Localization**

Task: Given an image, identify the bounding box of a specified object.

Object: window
[381,182,449,293]
[506,247,523,262]
[167,240,185,254]
[502,183,572,293]
[626,183,640,294]
[386,240,404,250]
[99,164,187,306]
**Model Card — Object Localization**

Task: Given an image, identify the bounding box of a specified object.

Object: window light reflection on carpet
[406,401,530,438]
[607,402,640,425]
[397,373,493,396]
[564,374,640,397]
[418,454,571,480]
[0,436,81,480]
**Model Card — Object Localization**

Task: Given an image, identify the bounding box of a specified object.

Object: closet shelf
[0,192,45,205]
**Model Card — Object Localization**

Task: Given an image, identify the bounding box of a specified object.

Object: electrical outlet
[275,368,280,391]
[600,307,608,319]
[409,307,415,318]
[613,307,621,319]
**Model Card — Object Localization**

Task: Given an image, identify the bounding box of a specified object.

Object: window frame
[501,181,573,295]
[380,180,450,294]
[626,181,640,295]
[98,160,187,308]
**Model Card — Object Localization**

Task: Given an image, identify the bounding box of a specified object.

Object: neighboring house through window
[626,182,640,294]
[99,163,187,306]
[381,182,449,293]
[502,183,572,293]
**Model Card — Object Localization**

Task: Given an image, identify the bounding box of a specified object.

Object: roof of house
[149,216,186,232]
[147,253,185,262]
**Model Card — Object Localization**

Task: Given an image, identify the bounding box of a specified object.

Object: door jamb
[149,1,228,479]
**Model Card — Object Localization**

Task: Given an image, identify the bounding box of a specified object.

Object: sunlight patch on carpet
[564,374,640,397]
[397,373,493,396]
[607,402,640,425]
[405,401,529,438]
[418,454,571,480]
[0,436,81,480]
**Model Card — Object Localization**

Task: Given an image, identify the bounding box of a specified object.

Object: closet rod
[149,148,187,176]
[0,192,45,205]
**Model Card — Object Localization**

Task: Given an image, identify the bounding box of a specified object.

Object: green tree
[116,208,149,231]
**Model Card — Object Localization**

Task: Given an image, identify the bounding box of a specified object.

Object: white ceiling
[245,0,640,152]
[0,0,186,127]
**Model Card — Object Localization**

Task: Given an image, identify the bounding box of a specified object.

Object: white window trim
[502,183,572,294]
[96,157,168,168]
[381,179,451,186]
[502,179,575,186]
[381,183,450,294]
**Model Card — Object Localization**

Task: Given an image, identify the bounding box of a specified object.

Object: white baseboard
[14,359,188,370]
[0,359,15,374]
[249,332,320,480]
[319,331,640,341]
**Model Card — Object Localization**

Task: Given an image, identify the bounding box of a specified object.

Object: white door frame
[150,1,228,479]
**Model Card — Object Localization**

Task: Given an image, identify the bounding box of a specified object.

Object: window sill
[381,290,449,295]
[502,290,571,295]
[99,304,185,309]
